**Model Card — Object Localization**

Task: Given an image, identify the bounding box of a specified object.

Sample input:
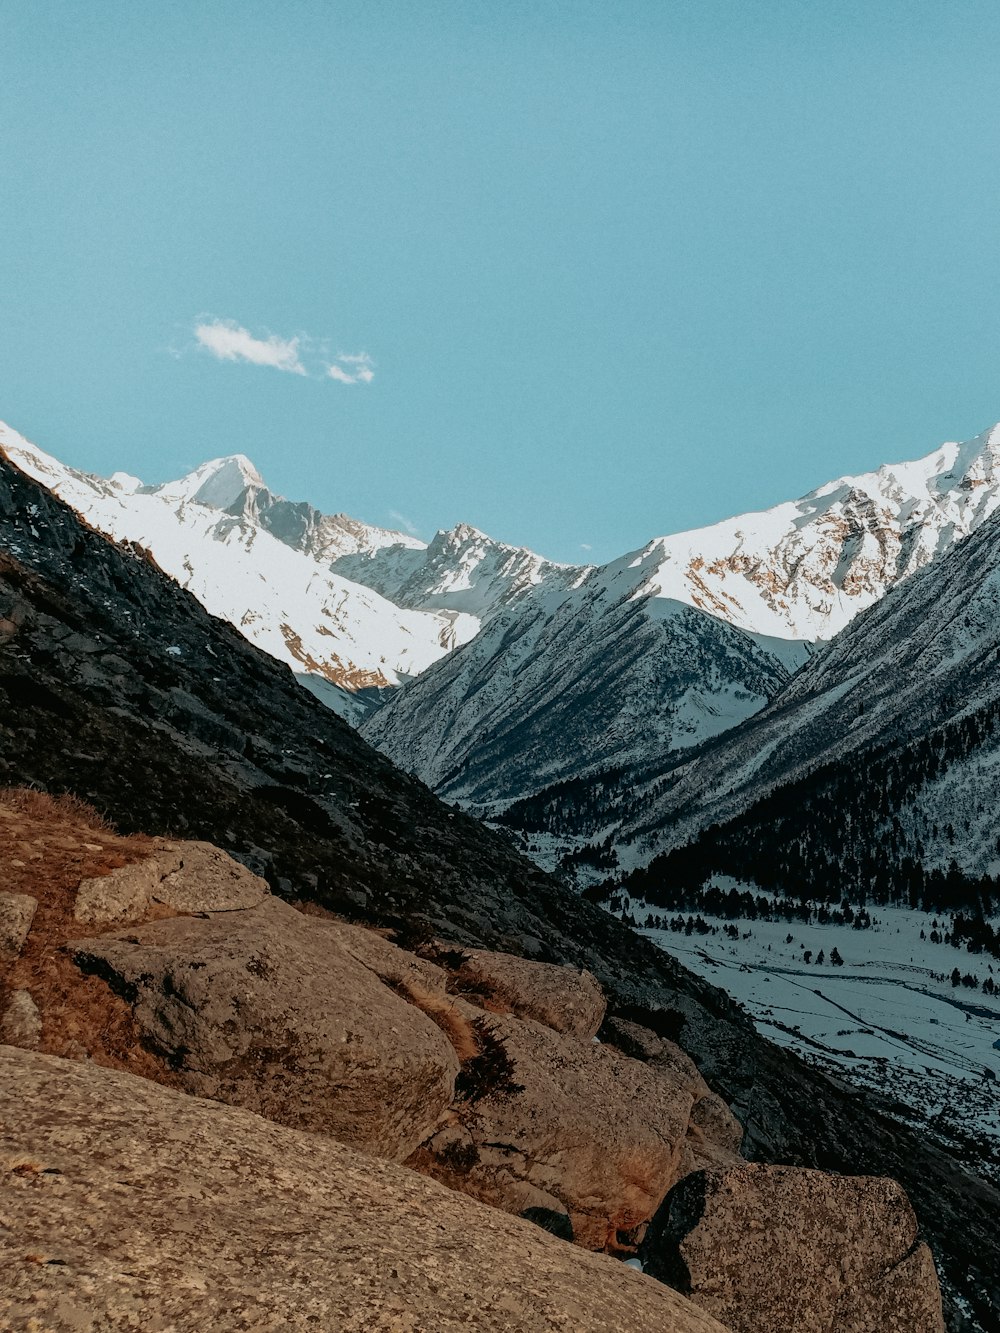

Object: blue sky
[3,2,1000,563]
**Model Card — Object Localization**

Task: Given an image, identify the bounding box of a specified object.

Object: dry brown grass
[0,786,180,1086]
[399,981,481,1064]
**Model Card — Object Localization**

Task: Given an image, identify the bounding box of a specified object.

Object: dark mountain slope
[0,449,997,1331]
[504,501,1000,905]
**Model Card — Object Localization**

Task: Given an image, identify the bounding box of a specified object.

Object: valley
[613,888,1000,1189]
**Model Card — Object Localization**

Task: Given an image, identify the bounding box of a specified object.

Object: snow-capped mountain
[619,422,1000,641]
[0,424,477,724]
[146,452,426,565]
[331,522,587,618]
[7,414,1000,803]
[364,423,1000,809]
[632,492,1000,877]
[504,493,1000,888]
[361,553,809,811]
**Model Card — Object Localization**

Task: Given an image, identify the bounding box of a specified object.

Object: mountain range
[7,418,1000,820]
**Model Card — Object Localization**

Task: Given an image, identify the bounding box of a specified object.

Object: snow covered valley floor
[623,894,1000,1186]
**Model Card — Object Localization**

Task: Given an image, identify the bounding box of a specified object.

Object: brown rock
[603,1025,742,1177]
[71,897,459,1161]
[451,947,607,1038]
[652,1039,744,1167]
[0,1045,732,1333]
[601,1015,667,1060]
[0,990,41,1047]
[338,918,452,998]
[640,1162,945,1333]
[73,838,270,925]
[416,1006,698,1251]
[150,839,271,914]
[0,891,37,960]
[74,855,160,924]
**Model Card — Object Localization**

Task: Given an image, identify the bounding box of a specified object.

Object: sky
[3,1,1000,564]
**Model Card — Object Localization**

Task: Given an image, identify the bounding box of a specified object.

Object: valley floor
[629,894,1000,1187]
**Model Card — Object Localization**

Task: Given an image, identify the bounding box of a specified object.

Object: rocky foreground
[0,791,945,1331]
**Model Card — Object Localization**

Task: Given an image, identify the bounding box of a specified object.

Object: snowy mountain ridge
[365,421,1000,809]
[620,421,1000,641]
[0,423,476,724]
[6,414,1000,782]
[503,495,1000,890]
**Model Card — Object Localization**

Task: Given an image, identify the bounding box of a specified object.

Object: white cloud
[327,352,375,385]
[580,543,593,551]
[389,509,420,536]
[194,318,306,375]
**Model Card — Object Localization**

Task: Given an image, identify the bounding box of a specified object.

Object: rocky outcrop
[0,892,36,960]
[0,989,41,1047]
[445,946,606,1037]
[0,1045,732,1333]
[64,875,730,1248]
[414,1005,699,1250]
[74,839,270,924]
[71,896,460,1161]
[0,795,951,1329]
[640,1163,945,1333]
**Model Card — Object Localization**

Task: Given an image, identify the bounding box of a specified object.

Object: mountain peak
[148,454,268,510]
[443,521,489,544]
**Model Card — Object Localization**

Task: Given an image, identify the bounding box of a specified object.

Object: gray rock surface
[0,892,37,960]
[151,840,271,913]
[74,839,270,924]
[71,897,459,1161]
[0,990,41,1047]
[74,856,161,925]
[0,1045,732,1333]
[641,1162,945,1333]
[416,1006,699,1251]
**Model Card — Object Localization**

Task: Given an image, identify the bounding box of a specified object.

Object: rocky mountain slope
[0,436,998,1328]
[0,798,945,1331]
[1,1048,731,1333]
[517,493,1000,893]
[362,566,807,812]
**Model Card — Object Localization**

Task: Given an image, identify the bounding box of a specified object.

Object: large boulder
[0,1045,732,1333]
[649,1037,744,1174]
[413,1005,700,1251]
[640,1162,945,1333]
[71,897,459,1161]
[74,838,270,924]
[447,946,607,1038]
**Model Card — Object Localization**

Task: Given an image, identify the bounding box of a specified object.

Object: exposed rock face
[448,946,607,1038]
[415,1006,707,1251]
[0,989,41,1047]
[0,1046,732,1333]
[74,857,164,925]
[0,892,36,960]
[71,897,460,1161]
[74,839,270,924]
[598,1019,744,1178]
[640,1163,945,1333]
[0,806,951,1329]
